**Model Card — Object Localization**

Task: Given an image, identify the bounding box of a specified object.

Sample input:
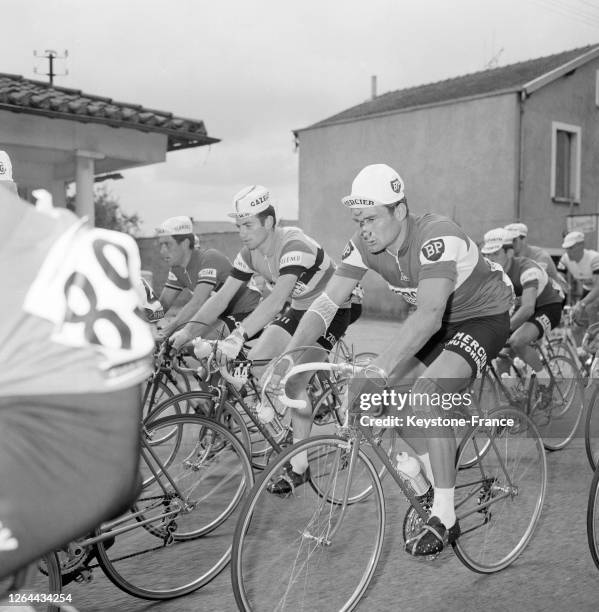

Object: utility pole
[33,49,68,86]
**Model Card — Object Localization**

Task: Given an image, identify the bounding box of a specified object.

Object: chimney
[371,75,377,99]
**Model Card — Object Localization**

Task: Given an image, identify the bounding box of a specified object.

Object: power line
[530,0,599,27]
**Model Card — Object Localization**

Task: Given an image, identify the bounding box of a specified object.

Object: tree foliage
[67,185,142,235]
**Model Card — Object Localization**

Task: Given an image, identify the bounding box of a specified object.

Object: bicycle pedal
[75,568,93,584]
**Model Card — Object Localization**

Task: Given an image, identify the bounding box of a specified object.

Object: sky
[2,0,599,233]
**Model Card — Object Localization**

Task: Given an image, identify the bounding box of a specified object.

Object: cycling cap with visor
[341,164,405,209]
[0,150,17,195]
[228,185,272,218]
[156,215,194,236]
[504,222,528,237]
[562,231,585,249]
[480,227,518,254]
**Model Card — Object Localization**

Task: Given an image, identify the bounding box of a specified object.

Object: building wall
[521,57,599,249]
[297,94,519,316]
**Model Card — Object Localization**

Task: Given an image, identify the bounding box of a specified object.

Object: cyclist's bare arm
[580,274,599,309]
[161,282,213,337]
[374,277,453,376]
[240,274,298,338]
[159,286,180,311]
[285,274,359,351]
[509,286,537,330]
[176,276,244,343]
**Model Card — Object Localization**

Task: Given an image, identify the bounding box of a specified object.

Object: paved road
[19,318,599,611]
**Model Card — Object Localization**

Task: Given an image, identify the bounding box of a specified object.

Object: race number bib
[23,223,154,378]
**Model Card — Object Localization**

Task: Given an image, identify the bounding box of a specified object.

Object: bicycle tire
[231,435,385,612]
[96,414,253,600]
[585,383,599,470]
[452,405,547,573]
[586,464,599,570]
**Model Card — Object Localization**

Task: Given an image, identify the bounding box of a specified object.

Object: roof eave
[294,86,522,135]
[522,45,599,96]
[0,102,219,149]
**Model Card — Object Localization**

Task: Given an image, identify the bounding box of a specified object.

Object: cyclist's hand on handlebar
[170,329,190,350]
[214,330,244,366]
[573,301,586,324]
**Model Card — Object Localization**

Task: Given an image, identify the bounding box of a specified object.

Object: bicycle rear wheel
[531,355,584,451]
[96,414,253,600]
[586,464,599,570]
[231,435,385,612]
[452,406,546,573]
[585,384,599,470]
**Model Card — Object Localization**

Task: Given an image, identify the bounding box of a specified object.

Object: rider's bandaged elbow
[307,293,339,330]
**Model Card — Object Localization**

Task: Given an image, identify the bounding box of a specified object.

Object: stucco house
[295,44,599,316]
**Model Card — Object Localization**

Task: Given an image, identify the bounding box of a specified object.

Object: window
[551,121,581,203]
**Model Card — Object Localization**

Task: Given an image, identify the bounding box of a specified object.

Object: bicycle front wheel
[452,406,547,573]
[231,435,385,612]
[96,414,254,600]
[585,384,599,470]
[587,465,599,570]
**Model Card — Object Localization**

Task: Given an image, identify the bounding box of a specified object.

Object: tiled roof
[301,44,599,131]
[0,73,219,150]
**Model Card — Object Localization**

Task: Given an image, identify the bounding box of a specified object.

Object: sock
[417,452,435,487]
[290,439,309,474]
[431,487,455,528]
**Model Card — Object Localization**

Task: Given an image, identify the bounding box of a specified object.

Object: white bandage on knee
[307,292,339,331]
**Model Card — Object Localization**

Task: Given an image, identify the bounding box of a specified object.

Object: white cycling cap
[229,185,271,218]
[504,222,528,237]
[481,227,516,254]
[562,231,585,249]
[342,164,405,209]
[156,215,194,236]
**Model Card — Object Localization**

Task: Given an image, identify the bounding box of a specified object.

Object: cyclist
[0,180,154,581]
[558,231,599,327]
[267,164,513,556]
[171,186,351,477]
[504,222,564,288]
[155,215,260,339]
[482,227,563,386]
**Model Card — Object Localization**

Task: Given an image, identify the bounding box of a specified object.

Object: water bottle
[395,452,430,496]
[256,401,284,436]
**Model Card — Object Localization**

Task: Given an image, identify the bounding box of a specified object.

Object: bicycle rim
[96,414,253,600]
[231,435,385,612]
[452,406,547,573]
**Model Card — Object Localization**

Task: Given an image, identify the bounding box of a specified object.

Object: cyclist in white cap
[267,163,513,556]
[482,227,563,384]
[155,215,260,339]
[171,187,352,492]
[558,231,599,326]
[504,222,565,292]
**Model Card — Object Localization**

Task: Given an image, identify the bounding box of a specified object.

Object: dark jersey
[165,248,260,315]
[336,213,513,323]
[506,256,563,307]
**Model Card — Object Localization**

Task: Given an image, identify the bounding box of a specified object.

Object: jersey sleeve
[335,237,369,281]
[164,269,184,291]
[197,249,231,287]
[230,247,254,282]
[557,255,567,272]
[520,263,542,291]
[417,221,465,283]
[278,239,317,277]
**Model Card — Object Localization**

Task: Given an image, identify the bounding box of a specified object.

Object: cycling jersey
[336,213,513,323]
[505,256,562,307]
[520,244,560,280]
[230,227,336,310]
[0,195,154,397]
[558,249,599,291]
[164,247,260,315]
